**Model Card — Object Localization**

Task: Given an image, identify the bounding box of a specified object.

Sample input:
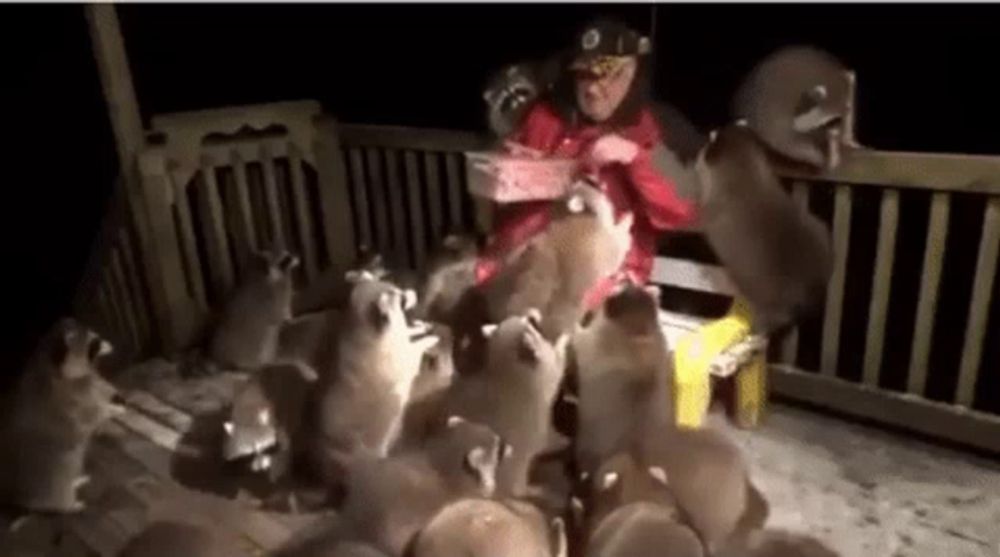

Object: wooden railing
[75,99,1000,454]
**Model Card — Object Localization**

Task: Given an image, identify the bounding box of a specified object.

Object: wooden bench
[651,255,770,429]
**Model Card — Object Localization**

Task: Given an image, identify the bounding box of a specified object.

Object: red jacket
[475,102,697,308]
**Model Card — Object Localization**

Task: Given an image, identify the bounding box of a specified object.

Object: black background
[2,3,998,385]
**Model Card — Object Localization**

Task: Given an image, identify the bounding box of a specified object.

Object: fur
[577,452,702,557]
[636,422,769,555]
[440,311,568,498]
[408,497,566,557]
[570,284,675,476]
[288,416,506,557]
[731,45,852,171]
[481,183,633,342]
[305,272,438,491]
[205,249,299,372]
[695,124,834,336]
[0,318,124,513]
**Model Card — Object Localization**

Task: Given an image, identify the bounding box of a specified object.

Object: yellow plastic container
[672,298,754,429]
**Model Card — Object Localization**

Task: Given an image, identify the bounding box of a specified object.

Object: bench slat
[651,256,737,297]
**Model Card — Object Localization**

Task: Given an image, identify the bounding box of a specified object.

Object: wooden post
[85,5,169,353]
[86,4,144,168]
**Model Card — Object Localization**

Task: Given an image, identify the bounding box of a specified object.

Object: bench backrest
[650,255,737,299]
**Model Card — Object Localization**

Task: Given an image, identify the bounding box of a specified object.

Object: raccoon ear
[481,324,499,338]
[566,194,586,214]
[599,471,620,491]
[648,466,669,486]
[376,291,396,317]
[644,285,662,302]
[258,408,271,426]
[809,83,828,102]
[87,335,112,363]
[277,253,300,272]
[223,421,235,436]
[447,415,466,428]
[464,447,488,474]
[735,118,749,128]
[500,440,513,461]
[554,334,570,362]
[708,129,719,144]
[569,497,585,528]
[402,289,418,312]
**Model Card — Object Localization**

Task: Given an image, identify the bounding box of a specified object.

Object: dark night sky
[3,3,1000,376]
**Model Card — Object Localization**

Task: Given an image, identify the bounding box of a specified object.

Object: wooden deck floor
[2,359,999,557]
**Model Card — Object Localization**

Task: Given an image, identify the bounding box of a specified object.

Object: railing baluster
[821,185,853,376]
[862,188,900,386]
[288,142,319,280]
[907,191,951,395]
[955,196,1000,406]
[404,151,427,270]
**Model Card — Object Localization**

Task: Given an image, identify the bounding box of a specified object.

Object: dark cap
[570,19,652,77]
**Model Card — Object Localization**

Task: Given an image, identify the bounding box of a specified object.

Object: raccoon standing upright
[0,318,124,513]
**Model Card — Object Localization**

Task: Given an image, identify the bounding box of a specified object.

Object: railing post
[313,116,357,280]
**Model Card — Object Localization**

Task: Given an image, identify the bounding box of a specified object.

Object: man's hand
[589,134,640,166]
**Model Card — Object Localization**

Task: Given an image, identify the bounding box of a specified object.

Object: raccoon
[731,45,852,171]
[0,318,124,513]
[116,520,249,557]
[570,283,675,477]
[577,453,703,557]
[440,311,568,498]
[637,422,769,555]
[408,497,566,557]
[694,124,833,336]
[294,416,507,557]
[305,272,438,491]
[205,249,299,373]
[481,183,633,342]
[413,235,480,324]
[716,529,842,557]
[482,55,565,139]
[398,323,457,448]
[222,361,319,483]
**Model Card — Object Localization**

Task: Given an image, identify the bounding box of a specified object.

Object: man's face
[574,56,638,123]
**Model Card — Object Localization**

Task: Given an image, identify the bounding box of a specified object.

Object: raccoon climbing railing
[74,99,1000,455]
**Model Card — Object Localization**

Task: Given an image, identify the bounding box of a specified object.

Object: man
[476,18,697,308]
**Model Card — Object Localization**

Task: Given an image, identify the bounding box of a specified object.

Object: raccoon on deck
[0,318,124,513]
[408,497,566,557]
[576,452,703,557]
[202,249,299,373]
[570,283,675,477]
[305,272,438,492]
[480,183,633,342]
[440,311,568,499]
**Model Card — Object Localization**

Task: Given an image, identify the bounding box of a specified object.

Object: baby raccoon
[0,318,125,513]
